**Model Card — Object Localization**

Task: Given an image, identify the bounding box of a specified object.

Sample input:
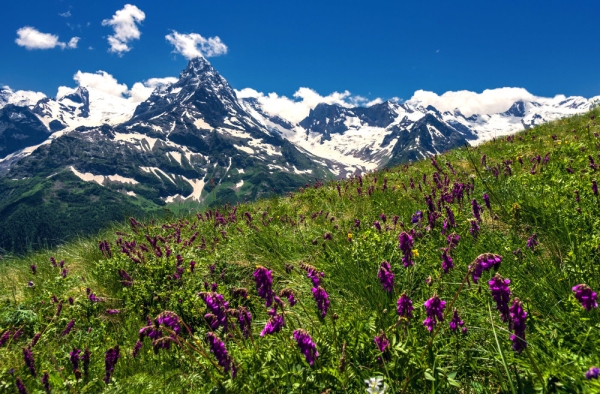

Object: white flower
[365,376,387,394]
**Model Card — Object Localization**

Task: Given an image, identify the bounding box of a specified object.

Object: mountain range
[0,57,595,251]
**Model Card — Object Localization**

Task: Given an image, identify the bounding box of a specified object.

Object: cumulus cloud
[102,4,145,55]
[407,88,545,117]
[1,85,46,106]
[57,70,175,104]
[237,87,384,124]
[129,77,178,102]
[15,26,79,50]
[59,11,71,17]
[165,31,227,59]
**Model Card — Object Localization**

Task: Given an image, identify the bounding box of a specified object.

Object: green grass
[2,110,600,393]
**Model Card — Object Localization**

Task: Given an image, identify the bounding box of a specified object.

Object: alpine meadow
[1,108,600,393]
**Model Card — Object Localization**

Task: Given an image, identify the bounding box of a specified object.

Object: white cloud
[1,85,46,107]
[57,71,175,104]
[129,77,178,102]
[67,37,80,49]
[102,4,145,55]
[165,31,227,59]
[237,87,383,124]
[407,88,545,117]
[15,26,79,50]
[59,11,71,18]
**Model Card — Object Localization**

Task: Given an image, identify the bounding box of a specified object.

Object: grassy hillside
[1,109,600,393]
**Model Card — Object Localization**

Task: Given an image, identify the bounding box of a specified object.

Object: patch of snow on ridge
[70,166,104,185]
[235,179,244,188]
[234,144,254,154]
[106,174,139,184]
[194,118,211,130]
[114,132,158,151]
[168,151,182,165]
[181,176,205,201]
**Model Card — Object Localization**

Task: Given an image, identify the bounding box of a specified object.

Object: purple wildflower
[280,289,297,306]
[30,333,41,348]
[30,264,36,274]
[236,306,253,338]
[106,309,120,315]
[373,221,382,232]
[483,193,491,210]
[68,297,74,305]
[423,294,446,332]
[132,340,143,358]
[449,309,465,332]
[207,332,234,375]
[572,284,598,311]
[593,180,599,196]
[61,319,75,336]
[302,265,324,287]
[586,367,600,380]
[441,249,454,274]
[509,298,527,353]
[471,199,482,222]
[200,293,229,330]
[157,311,181,335]
[293,329,319,366]
[445,206,456,228]
[253,266,274,307]
[103,345,120,384]
[447,233,460,249]
[0,330,11,346]
[82,348,91,378]
[469,219,480,238]
[312,286,330,318]
[61,268,68,278]
[69,348,82,372]
[42,372,50,393]
[488,274,511,322]
[16,377,28,394]
[23,347,36,376]
[398,232,414,267]
[377,261,394,292]
[56,301,63,317]
[374,331,390,353]
[411,210,423,224]
[526,234,538,250]
[397,293,414,320]
[260,308,285,336]
[468,253,502,283]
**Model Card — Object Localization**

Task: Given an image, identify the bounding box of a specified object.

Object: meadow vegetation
[1,109,600,393]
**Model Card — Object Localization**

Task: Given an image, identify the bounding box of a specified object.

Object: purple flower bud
[397,293,414,320]
[483,193,491,210]
[253,266,274,307]
[23,347,36,376]
[488,274,511,322]
[312,286,330,318]
[42,372,50,393]
[16,377,28,394]
[449,309,465,332]
[103,345,120,384]
[206,332,234,375]
[132,340,143,358]
[374,331,390,353]
[377,261,394,292]
[69,348,82,372]
[526,233,538,250]
[30,265,37,274]
[468,253,502,283]
[441,249,454,274]
[30,333,41,348]
[509,298,527,353]
[572,284,598,311]
[586,367,600,380]
[61,319,76,336]
[423,294,446,332]
[293,329,319,366]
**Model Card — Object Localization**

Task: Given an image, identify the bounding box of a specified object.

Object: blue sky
[2,0,600,104]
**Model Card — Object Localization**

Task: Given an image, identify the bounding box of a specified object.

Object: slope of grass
[1,109,600,393]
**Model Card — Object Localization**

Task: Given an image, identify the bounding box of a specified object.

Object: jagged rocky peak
[504,100,526,117]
